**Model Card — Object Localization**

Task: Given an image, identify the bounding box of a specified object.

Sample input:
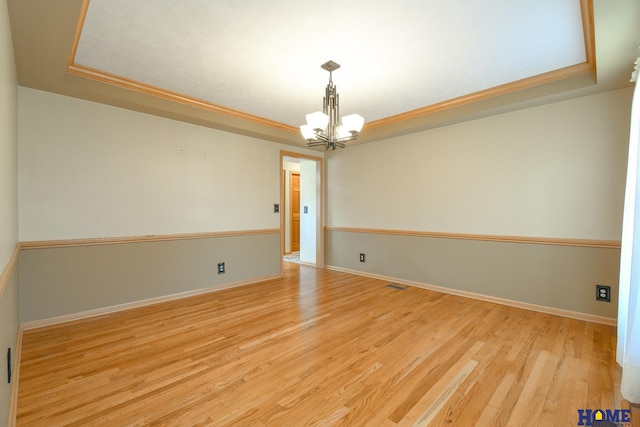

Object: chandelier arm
[307,141,327,148]
[336,134,358,143]
[313,132,329,142]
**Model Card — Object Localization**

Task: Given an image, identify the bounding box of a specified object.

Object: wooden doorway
[280,150,324,271]
[290,172,300,252]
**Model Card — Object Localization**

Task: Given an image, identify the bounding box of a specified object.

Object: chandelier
[300,60,364,150]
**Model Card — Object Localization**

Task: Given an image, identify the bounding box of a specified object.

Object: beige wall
[17,87,320,323]
[19,233,280,324]
[0,0,17,263]
[0,268,17,426]
[327,88,631,240]
[325,89,631,319]
[326,230,620,318]
[18,87,318,241]
[0,0,19,424]
[19,87,629,322]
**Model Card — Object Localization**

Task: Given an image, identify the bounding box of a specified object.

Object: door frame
[280,150,324,271]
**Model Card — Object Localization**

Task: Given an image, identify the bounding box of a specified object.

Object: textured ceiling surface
[74,0,587,128]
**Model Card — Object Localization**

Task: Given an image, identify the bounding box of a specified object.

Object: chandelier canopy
[300,60,364,150]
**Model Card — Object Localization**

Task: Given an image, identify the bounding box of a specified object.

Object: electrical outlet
[596,284,610,302]
[7,348,11,384]
[218,262,225,274]
[360,253,366,263]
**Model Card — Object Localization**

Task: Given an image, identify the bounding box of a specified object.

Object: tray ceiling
[8,0,640,146]
[73,0,587,128]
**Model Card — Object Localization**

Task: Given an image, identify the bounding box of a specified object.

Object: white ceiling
[73,0,587,128]
[7,0,640,146]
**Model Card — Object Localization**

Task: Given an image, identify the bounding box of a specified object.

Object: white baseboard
[325,265,617,326]
[20,274,281,331]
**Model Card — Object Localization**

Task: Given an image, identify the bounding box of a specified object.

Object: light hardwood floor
[16,262,627,426]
